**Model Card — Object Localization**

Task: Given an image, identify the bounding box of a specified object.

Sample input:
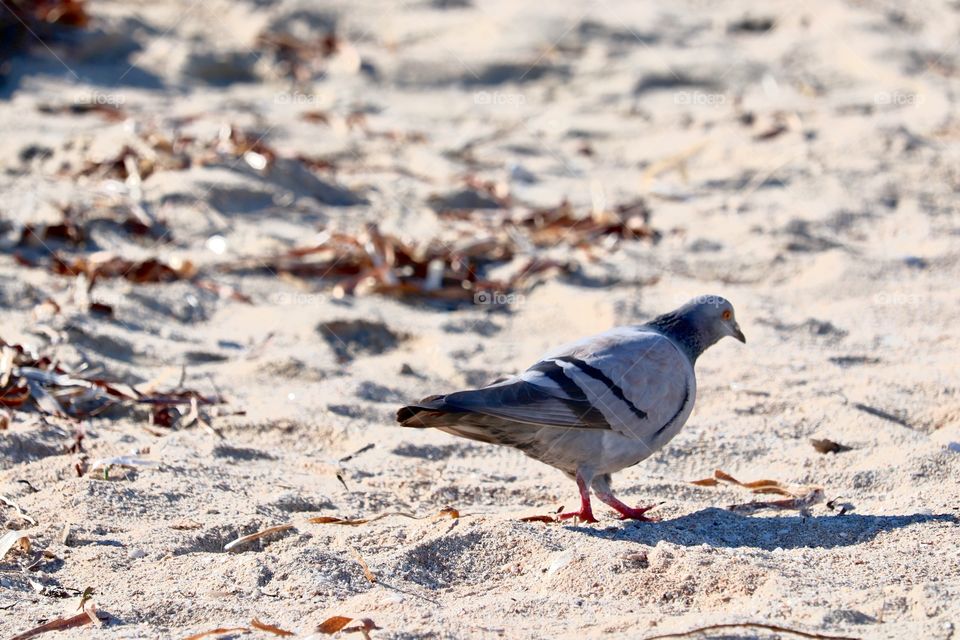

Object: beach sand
[1,1,959,638]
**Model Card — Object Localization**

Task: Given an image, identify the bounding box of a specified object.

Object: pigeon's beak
[731,321,746,343]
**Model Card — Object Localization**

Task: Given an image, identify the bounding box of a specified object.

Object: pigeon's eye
[722,309,732,321]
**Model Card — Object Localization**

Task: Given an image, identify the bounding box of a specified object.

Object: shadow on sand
[568,507,957,550]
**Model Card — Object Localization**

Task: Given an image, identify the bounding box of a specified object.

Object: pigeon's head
[683,295,745,345]
[650,295,745,360]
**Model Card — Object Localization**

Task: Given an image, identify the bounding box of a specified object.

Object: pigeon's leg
[591,474,658,522]
[558,470,598,523]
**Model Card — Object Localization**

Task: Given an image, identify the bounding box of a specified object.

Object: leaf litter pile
[0,338,220,427]
[7,107,661,309]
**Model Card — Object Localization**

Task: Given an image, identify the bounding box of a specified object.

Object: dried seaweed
[8,115,659,308]
[221,223,566,304]
[50,253,197,285]
[0,339,221,421]
[516,198,658,247]
[643,622,859,640]
[691,469,825,515]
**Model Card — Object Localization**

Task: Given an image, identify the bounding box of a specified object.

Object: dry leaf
[689,478,720,487]
[317,616,354,634]
[250,618,294,637]
[182,627,250,640]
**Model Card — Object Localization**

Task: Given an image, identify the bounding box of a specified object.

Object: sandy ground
[1,0,960,638]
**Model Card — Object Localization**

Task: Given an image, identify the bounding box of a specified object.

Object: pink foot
[596,490,661,522]
[613,504,659,522]
[559,470,599,523]
[558,508,598,523]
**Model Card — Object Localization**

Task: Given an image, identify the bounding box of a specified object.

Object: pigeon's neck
[646,312,708,362]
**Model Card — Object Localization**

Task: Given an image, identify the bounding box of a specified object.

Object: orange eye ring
[722,309,732,321]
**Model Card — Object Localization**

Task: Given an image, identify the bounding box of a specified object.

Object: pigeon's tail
[396,395,455,428]
[396,394,517,446]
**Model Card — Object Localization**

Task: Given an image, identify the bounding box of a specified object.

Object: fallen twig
[643,621,859,640]
[9,605,107,640]
[351,548,377,583]
[223,524,295,552]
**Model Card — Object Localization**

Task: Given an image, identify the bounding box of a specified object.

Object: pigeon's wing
[544,328,694,441]
[426,328,693,439]
[437,359,611,429]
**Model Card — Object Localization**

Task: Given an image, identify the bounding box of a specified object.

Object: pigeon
[397,295,745,523]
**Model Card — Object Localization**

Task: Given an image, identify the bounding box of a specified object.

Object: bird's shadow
[566,507,958,550]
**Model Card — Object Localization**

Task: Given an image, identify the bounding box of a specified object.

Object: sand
[1,0,959,638]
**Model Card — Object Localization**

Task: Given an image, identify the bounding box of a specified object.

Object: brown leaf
[181,627,250,640]
[317,616,354,634]
[690,477,720,486]
[250,618,294,637]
